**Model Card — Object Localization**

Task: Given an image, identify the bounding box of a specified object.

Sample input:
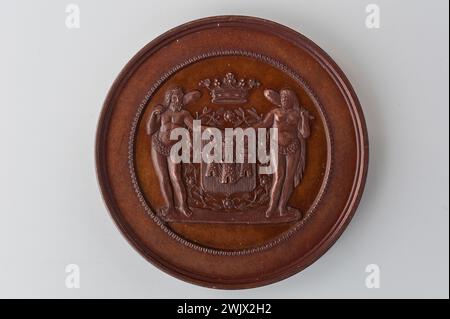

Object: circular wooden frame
[96,16,368,289]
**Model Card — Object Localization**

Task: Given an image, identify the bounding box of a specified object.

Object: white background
[0,0,448,298]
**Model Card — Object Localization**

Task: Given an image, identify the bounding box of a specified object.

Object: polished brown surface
[96,16,368,289]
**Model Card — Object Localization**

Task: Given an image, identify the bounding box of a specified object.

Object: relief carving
[199,72,260,104]
[146,87,201,217]
[258,88,313,217]
[146,74,312,224]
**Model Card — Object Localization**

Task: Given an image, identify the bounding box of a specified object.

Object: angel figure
[146,87,201,217]
[256,88,312,218]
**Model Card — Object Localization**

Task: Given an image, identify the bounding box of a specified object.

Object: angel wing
[263,89,281,107]
[294,135,306,187]
[183,90,201,105]
[293,108,311,187]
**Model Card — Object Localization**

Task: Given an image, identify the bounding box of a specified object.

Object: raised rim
[95,15,369,289]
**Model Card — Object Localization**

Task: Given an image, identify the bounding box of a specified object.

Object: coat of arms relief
[146,72,312,224]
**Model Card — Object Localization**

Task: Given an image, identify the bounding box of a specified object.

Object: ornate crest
[184,105,272,213]
[146,72,312,224]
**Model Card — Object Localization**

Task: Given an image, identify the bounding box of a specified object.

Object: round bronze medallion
[96,16,368,289]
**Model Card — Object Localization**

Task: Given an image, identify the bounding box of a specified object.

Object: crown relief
[198,72,260,104]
